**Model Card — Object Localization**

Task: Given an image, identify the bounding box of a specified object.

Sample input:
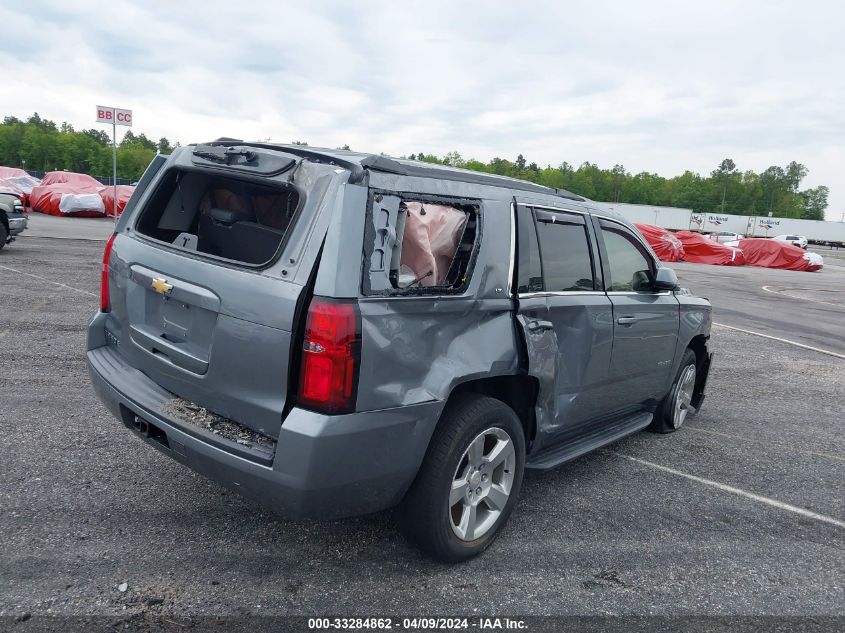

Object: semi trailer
[595,202,845,246]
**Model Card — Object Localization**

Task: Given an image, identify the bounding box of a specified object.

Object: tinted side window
[516,207,543,293]
[601,225,655,292]
[534,211,595,292]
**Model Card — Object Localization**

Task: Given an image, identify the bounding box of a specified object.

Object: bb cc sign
[96,106,133,126]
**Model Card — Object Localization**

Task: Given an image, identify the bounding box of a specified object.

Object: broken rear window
[364,192,479,295]
[135,168,300,266]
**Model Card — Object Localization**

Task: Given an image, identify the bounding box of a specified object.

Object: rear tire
[399,394,526,563]
[650,349,697,434]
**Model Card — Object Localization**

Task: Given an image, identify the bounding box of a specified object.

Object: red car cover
[634,223,685,262]
[30,184,106,217]
[675,231,746,266]
[737,238,822,272]
[0,168,41,207]
[39,171,102,188]
[0,166,30,179]
[99,185,135,217]
[0,177,24,197]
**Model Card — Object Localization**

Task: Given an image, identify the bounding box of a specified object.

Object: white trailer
[594,202,694,230]
[748,216,845,244]
[689,212,751,235]
[596,201,845,246]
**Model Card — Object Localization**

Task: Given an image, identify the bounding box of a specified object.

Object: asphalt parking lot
[1,224,843,625]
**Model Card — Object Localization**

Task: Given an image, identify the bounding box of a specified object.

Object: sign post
[96,106,133,224]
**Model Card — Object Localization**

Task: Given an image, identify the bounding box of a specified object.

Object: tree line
[0,113,177,180]
[404,153,828,220]
[0,114,828,219]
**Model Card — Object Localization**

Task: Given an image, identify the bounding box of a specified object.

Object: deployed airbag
[400,202,468,287]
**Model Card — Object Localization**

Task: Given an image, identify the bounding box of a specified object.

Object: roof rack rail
[200,140,584,200]
[356,156,584,201]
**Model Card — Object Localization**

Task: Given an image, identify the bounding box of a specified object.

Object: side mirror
[653,267,679,291]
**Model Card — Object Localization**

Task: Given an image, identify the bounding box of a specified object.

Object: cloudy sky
[3,0,843,217]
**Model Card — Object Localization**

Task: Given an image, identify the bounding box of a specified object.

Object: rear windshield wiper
[193,145,257,164]
[193,146,228,163]
[224,147,257,162]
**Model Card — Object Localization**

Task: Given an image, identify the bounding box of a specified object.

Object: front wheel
[399,394,526,562]
[650,349,697,434]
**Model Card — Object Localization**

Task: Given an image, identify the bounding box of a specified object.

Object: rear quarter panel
[354,190,521,412]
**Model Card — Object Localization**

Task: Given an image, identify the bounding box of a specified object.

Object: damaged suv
[87,142,712,561]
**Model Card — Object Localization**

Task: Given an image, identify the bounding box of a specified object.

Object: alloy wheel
[449,427,516,541]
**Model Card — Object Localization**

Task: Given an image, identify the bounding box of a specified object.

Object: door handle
[616,316,639,326]
[527,319,554,333]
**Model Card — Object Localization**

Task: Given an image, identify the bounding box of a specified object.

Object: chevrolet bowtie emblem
[150,278,173,295]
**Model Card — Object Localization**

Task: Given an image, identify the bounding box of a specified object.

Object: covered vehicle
[40,171,102,188]
[0,167,41,207]
[634,223,685,262]
[99,185,135,218]
[30,183,106,217]
[0,178,25,197]
[675,231,746,266]
[732,238,822,272]
[0,166,29,179]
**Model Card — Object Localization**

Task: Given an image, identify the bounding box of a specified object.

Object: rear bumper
[87,325,442,520]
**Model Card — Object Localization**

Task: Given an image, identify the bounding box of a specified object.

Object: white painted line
[0,264,97,297]
[612,452,845,529]
[761,285,845,308]
[712,322,845,360]
[686,427,845,463]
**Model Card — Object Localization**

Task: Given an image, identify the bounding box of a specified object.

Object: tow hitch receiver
[132,415,170,449]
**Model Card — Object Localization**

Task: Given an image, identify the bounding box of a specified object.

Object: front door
[594,218,679,411]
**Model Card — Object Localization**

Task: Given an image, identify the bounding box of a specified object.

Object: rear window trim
[129,164,306,272]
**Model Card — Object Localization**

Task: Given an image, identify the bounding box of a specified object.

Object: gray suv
[87,142,712,562]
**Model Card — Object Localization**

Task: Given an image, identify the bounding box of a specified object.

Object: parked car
[87,142,713,561]
[708,230,744,244]
[0,190,27,249]
[773,234,808,249]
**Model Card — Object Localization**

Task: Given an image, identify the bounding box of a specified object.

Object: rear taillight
[297,297,361,414]
[100,233,117,312]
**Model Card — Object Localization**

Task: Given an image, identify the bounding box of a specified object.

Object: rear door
[513,203,614,444]
[594,217,679,410]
